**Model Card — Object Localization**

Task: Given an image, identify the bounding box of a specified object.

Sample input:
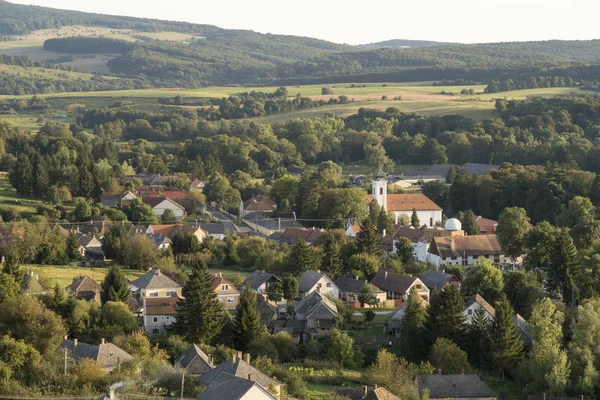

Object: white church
[367,169,443,227]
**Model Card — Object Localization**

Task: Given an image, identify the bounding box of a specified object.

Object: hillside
[359,39,459,49]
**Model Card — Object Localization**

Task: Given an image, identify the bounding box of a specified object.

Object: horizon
[7,0,600,45]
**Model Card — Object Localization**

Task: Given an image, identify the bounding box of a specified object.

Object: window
[227,298,235,303]
[415,284,422,289]
[153,317,158,323]
[152,329,159,335]
[468,309,473,316]
[149,292,159,298]
[380,187,384,195]
[221,284,229,291]
[166,291,176,297]
[166,317,170,320]
[451,257,457,261]
[326,283,331,288]
[430,217,433,226]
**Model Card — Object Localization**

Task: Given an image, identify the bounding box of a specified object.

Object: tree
[548,228,580,306]
[176,259,225,344]
[0,272,20,302]
[503,271,544,319]
[569,299,600,392]
[399,288,427,362]
[395,237,414,264]
[424,285,467,349]
[429,338,470,374]
[357,283,379,307]
[101,301,139,336]
[282,276,299,301]
[233,286,266,350]
[319,188,368,225]
[356,217,381,256]
[327,328,359,368]
[102,224,128,263]
[496,207,530,262]
[123,197,157,223]
[377,206,394,235]
[66,231,80,261]
[161,209,178,224]
[348,253,380,280]
[266,282,283,302]
[370,349,430,398]
[490,294,523,379]
[411,209,420,228]
[462,258,504,304]
[321,229,345,280]
[101,266,131,304]
[466,307,491,368]
[204,173,241,211]
[9,154,33,195]
[458,210,479,236]
[124,234,158,270]
[287,239,320,276]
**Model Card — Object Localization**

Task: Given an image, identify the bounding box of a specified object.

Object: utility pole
[64,348,68,375]
[180,368,186,400]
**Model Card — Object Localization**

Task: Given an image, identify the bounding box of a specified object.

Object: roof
[334,276,384,294]
[465,294,496,318]
[144,295,181,316]
[256,294,278,326]
[58,339,134,370]
[100,195,120,206]
[388,296,429,321]
[370,270,419,295]
[200,223,238,236]
[415,374,497,399]
[243,194,277,211]
[332,386,401,400]
[67,275,101,293]
[245,213,304,231]
[22,272,51,295]
[175,344,214,375]
[365,193,442,212]
[280,227,323,244]
[295,291,338,318]
[147,224,184,237]
[146,233,172,248]
[241,270,280,291]
[211,275,239,293]
[144,197,185,210]
[419,270,457,291]
[298,270,329,293]
[476,216,498,234]
[393,226,426,242]
[199,357,281,389]
[462,163,500,175]
[197,372,277,400]
[430,235,503,258]
[129,269,182,290]
[190,179,205,188]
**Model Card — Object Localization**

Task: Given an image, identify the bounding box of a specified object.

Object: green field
[306,382,336,399]
[0,172,45,216]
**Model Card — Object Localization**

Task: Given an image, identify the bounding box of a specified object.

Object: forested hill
[358,39,459,49]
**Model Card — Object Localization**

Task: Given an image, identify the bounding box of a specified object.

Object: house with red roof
[211,273,240,310]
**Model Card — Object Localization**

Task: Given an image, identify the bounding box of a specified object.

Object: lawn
[306,382,336,400]
[0,172,45,216]
[346,314,391,348]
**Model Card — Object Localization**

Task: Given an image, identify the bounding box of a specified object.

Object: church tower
[372,166,387,211]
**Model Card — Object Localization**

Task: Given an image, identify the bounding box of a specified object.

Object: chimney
[248,373,254,382]
[63,335,68,340]
[383,229,386,237]
[355,276,359,281]
[237,351,242,360]
[461,369,465,375]
[100,338,105,344]
[73,339,78,346]
[245,353,250,364]
[384,271,388,279]
[232,353,236,363]
[374,384,378,390]
[208,353,213,366]
[438,368,442,375]
[219,272,223,278]
[30,271,34,277]
[363,386,368,396]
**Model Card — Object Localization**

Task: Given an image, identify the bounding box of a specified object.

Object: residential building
[256,293,278,327]
[419,270,461,291]
[387,296,428,335]
[461,163,500,175]
[145,234,172,250]
[370,270,430,307]
[22,271,51,296]
[332,385,400,400]
[144,197,186,220]
[58,337,134,372]
[475,216,498,234]
[368,169,443,227]
[244,212,304,236]
[239,194,277,217]
[197,372,277,400]
[464,294,495,324]
[414,374,497,400]
[146,224,207,243]
[190,179,205,191]
[344,223,361,237]
[200,223,239,240]
[298,270,339,299]
[334,276,386,308]
[175,344,214,377]
[240,270,281,295]
[200,353,281,399]
[76,233,105,265]
[66,275,101,303]
[100,195,121,208]
[129,269,182,300]
[144,295,180,336]
[427,234,519,267]
[294,291,339,338]
[278,227,323,245]
[68,217,111,237]
[211,273,240,310]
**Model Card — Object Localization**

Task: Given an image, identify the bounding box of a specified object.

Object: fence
[527,395,586,400]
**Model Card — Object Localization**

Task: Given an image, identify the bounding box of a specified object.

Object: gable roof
[147,224,184,237]
[197,372,277,400]
[366,193,442,212]
[58,339,134,370]
[370,270,420,295]
[22,271,51,295]
[419,270,457,291]
[67,275,101,293]
[298,270,330,293]
[334,276,384,294]
[245,213,304,231]
[129,269,181,290]
[465,294,496,318]
[256,293,278,326]
[200,223,238,236]
[144,197,185,210]
[475,216,498,234]
[388,296,429,321]
[332,386,401,400]
[211,275,239,293]
[295,291,338,317]
[145,233,172,248]
[100,195,121,207]
[430,235,503,258]
[190,179,205,188]
[175,344,214,375]
[394,226,426,242]
[144,295,181,316]
[199,357,280,389]
[415,374,496,399]
[243,194,276,211]
[241,270,280,291]
[280,227,323,244]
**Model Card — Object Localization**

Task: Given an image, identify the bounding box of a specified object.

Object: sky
[9,0,600,45]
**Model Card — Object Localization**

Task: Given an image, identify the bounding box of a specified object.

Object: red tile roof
[475,216,498,234]
[366,193,442,212]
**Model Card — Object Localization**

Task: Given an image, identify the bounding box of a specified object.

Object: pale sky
[9,0,600,45]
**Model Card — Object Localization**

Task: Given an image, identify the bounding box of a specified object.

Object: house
[369,169,443,227]
[345,223,361,237]
[244,212,304,236]
[427,234,519,267]
[464,294,495,324]
[175,344,214,377]
[143,190,188,201]
[475,216,498,234]
[22,271,51,296]
[272,320,306,343]
[211,273,240,310]
[143,294,181,336]
[419,270,461,291]
[294,291,339,338]
[144,197,186,220]
[334,276,386,308]
[101,195,121,208]
[197,372,277,400]
[240,270,281,295]
[415,374,496,400]
[147,174,180,187]
[298,270,339,299]
[121,191,137,202]
[514,313,533,349]
[77,234,105,265]
[145,234,172,250]
[279,227,323,245]
[387,296,429,335]
[256,293,278,327]
[393,226,427,260]
[200,223,239,240]
[240,194,277,217]
[190,179,205,191]
[370,270,430,307]
[66,275,101,303]
[199,353,281,398]
[332,385,400,400]
[58,337,134,372]
[146,224,207,243]
[129,269,182,300]
[69,217,111,237]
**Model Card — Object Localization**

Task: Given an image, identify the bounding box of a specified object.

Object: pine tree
[32,154,49,198]
[399,288,427,362]
[2,253,21,278]
[368,199,380,224]
[176,259,225,344]
[78,160,94,198]
[9,154,33,195]
[282,276,299,301]
[52,282,67,316]
[357,217,381,256]
[490,294,523,380]
[548,228,580,306]
[101,266,130,304]
[322,231,344,280]
[424,285,467,349]
[377,206,394,235]
[411,209,420,228]
[296,170,322,220]
[466,306,492,367]
[67,231,80,261]
[460,210,479,236]
[233,286,266,350]
[288,239,319,276]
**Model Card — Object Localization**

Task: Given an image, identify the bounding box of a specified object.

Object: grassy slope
[0,172,44,216]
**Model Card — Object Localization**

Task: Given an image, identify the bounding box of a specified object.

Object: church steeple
[372,167,387,211]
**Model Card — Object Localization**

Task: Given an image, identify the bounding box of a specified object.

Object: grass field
[306,382,336,399]
[0,172,44,216]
